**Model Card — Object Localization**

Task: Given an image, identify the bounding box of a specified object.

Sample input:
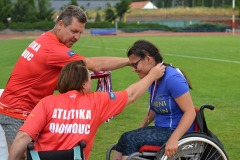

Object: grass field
[0,34,240,159]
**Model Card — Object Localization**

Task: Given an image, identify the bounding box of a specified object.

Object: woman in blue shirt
[113,40,196,159]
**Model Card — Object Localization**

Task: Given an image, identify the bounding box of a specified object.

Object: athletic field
[0,32,239,159]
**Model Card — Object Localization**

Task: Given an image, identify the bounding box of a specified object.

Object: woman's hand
[148,63,166,80]
[164,137,178,158]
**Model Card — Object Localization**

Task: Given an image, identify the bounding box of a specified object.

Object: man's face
[57,17,85,48]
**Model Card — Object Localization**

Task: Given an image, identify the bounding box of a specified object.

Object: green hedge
[182,23,231,32]
[86,21,115,28]
[9,21,55,31]
[86,21,170,32]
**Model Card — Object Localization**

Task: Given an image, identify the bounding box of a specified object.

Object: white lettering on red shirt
[21,41,41,61]
[21,50,34,61]
[29,41,41,52]
[52,108,91,120]
[49,123,90,134]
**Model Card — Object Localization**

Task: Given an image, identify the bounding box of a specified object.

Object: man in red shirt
[0,5,129,149]
[8,60,165,160]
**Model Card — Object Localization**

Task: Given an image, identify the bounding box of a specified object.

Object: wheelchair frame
[26,140,86,160]
[105,104,229,160]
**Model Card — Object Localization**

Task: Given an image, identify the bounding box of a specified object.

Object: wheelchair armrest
[79,140,86,148]
[106,144,117,160]
[27,142,35,150]
[200,104,214,111]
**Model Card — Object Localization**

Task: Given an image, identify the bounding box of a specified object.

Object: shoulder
[162,66,188,89]
[165,66,185,78]
[91,91,128,102]
[41,93,62,103]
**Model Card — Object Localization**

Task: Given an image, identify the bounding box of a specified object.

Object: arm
[85,57,129,72]
[139,110,155,128]
[8,131,33,160]
[164,92,196,158]
[125,64,165,106]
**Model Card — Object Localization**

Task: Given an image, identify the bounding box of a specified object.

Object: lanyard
[148,62,164,115]
[148,79,159,114]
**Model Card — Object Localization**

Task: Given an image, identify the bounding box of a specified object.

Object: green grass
[0,35,240,159]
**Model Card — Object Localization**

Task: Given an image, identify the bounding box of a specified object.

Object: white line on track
[165,54,240,64]
[79,45,240,64]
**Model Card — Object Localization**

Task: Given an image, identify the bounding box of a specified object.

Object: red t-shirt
[20,90,128,160]
[0,31,84,119]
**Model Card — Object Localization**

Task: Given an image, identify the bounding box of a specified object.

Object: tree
[105,3,116,22]
[0,0,12,25]
[69,0,78,6]
[154,0,172,8]
[60,0,79,12]
[115,0,131,22]
[11,0,38,22]
[37,0,55,21]
[95,12,101,22]
[236,0,240,17]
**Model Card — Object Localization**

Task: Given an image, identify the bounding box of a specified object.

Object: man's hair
[57,60,88,93]
[56,5,87,26]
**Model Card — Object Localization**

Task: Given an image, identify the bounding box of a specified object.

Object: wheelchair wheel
[155,132,228,160]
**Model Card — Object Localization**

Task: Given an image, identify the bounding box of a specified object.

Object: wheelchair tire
[155,132,228,160]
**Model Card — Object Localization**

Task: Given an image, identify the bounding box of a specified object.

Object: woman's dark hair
[56,5,87,26]
[57,60,88,93]
[127,40,192,89]
[127,40,162,63]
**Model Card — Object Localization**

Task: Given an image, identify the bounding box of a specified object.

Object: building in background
[130,1,158,10]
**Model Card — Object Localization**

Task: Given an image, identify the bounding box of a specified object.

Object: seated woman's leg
[113,126,173,160]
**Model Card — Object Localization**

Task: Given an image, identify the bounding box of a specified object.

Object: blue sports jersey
[149,66,194,132]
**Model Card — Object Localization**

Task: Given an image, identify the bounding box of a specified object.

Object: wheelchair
[26,140,86,160]
[106,104,229,160]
